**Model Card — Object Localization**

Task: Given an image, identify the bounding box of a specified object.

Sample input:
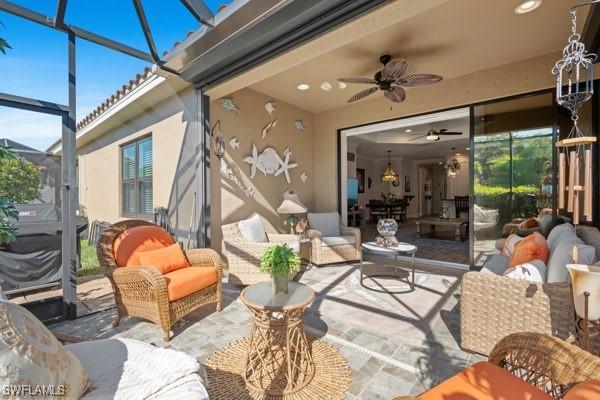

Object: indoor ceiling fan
[409,128,463,142]
[338,54,443,103]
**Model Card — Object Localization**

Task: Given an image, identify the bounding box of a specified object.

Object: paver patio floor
[50,256,484,399]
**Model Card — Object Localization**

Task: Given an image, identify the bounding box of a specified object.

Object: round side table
[360,241,418,292]
[240,281,315,396]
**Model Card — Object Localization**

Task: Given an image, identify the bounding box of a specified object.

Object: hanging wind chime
[553,2,598,225]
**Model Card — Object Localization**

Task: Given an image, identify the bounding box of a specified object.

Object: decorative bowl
[377,218,398,238]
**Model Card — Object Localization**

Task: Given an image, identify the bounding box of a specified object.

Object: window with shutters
[121,136,152,217]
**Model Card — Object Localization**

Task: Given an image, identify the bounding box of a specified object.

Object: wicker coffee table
[360,241,418,292]
[241,281,315,395]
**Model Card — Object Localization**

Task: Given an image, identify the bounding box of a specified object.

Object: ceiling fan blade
[438,131,463,135]
[381,58,409,80]
[384,86,406,103]
[347,87,378,103]
[338,77,377,84]
[397,73,443,87]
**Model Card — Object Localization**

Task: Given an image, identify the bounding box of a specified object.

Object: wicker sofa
[305,212,361,266]
[97,220,222,341]
[395,332,600,400]
[461,223,600,356]
[222,215,300,285]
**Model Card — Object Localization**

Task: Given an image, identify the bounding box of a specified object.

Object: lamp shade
[567,264,600,321]
[277,191,307,215]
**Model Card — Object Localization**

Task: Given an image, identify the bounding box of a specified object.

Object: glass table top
[241,281,315,310]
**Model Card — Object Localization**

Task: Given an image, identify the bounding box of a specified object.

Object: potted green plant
[260,244,301,294]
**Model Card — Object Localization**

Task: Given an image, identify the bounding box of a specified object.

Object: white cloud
[0,108,62,151]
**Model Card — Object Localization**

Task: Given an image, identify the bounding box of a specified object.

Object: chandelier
[553,1,598,225]
[445,158,461,177]
[381,150,398,183]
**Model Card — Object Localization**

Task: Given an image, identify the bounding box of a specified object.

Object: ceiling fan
[338,54,443,103]
[409,128,463,142]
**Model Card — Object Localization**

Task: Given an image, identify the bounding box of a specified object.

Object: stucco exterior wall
[78,87,197,241]
[210,88,315,253]
[313,52,561,212]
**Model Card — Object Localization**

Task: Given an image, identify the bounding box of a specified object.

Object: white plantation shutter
[121,137,152,216]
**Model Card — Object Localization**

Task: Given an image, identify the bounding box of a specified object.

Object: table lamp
[276,190,307,234]
[567,263,600,352]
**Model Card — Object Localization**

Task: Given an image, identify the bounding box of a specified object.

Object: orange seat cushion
[135,243,191,274]
[113,225,174,267]
[509,232,549,268]
[564,379,600,400]
[164,267,218,301]
[419,362,553,400]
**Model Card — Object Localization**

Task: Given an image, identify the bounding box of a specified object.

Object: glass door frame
[337,83,600,269]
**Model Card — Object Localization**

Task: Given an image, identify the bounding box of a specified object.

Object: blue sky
[0,0,227,151]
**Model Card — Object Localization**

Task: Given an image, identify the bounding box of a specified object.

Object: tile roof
[76,29,199,131]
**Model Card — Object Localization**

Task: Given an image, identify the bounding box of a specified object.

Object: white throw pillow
[307,212,341,237]
[238,214,268,242]
[503,260,547,283]
[0,300,90,398]
[547,242,595,283]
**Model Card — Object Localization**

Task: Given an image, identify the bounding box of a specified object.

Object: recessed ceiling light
[320,81,332,91]
[514,0,542,15]
[455,153,461,156]
[405,129,412,133]
[297,84,310,91]
[338,81,347,89]
[465,147,470,151]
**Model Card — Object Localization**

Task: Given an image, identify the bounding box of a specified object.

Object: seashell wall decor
[293,120,307,133]
[220,97,240,114]
[229,137,240,150]
[300,171,308,183]
[244,144,298,184]
[264,101,276,117]
[261,119,277,139]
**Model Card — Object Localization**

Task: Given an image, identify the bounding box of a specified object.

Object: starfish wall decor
[243,144,298,184]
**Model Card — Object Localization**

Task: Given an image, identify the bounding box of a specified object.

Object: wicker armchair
[305,212,361,266]
[460,271,574,356]
[395,332,600,400]
[97,220,222,341]
[222,222,299,285]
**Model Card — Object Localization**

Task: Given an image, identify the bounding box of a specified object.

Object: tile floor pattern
[50,260,485,399]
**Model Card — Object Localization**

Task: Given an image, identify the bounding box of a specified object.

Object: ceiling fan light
[426,134,439,141]
[338,81,347,89]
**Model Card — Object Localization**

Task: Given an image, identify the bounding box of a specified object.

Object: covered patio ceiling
[208,0,592,114]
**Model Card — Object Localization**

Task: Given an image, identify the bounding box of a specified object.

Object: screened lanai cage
[0,0,387,323]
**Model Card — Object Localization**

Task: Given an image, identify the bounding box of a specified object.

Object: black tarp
[0,204,86,295]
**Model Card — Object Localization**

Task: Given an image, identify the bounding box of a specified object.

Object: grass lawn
[79,238,102,277]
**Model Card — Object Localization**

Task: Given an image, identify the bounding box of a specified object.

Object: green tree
[0,147,18,246]
[0,156,41,203]
[0,21,11,54]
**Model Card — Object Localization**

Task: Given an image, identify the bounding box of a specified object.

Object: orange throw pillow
[113,225,174,267]
[509,232,549,268]
[135,243,191,274]
[564,379,600,400]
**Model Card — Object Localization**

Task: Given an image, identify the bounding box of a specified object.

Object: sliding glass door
[472,93,555,266]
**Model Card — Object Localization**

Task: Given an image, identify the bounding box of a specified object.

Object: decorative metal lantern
[212,119,225,160]
[553,9,596,113]
[553,2,598,225]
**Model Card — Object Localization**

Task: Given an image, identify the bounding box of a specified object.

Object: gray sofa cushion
[547,223,578,253]
[321,236,356,247]
[238,215,268,243]
[307,212,341,237]
[547,241,595,283]
[480,254,510,276]
[576,225,600,262]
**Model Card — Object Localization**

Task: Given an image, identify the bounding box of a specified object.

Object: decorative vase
[377,218,398,238]
[271,273,289,295]
[567,264,600,321]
